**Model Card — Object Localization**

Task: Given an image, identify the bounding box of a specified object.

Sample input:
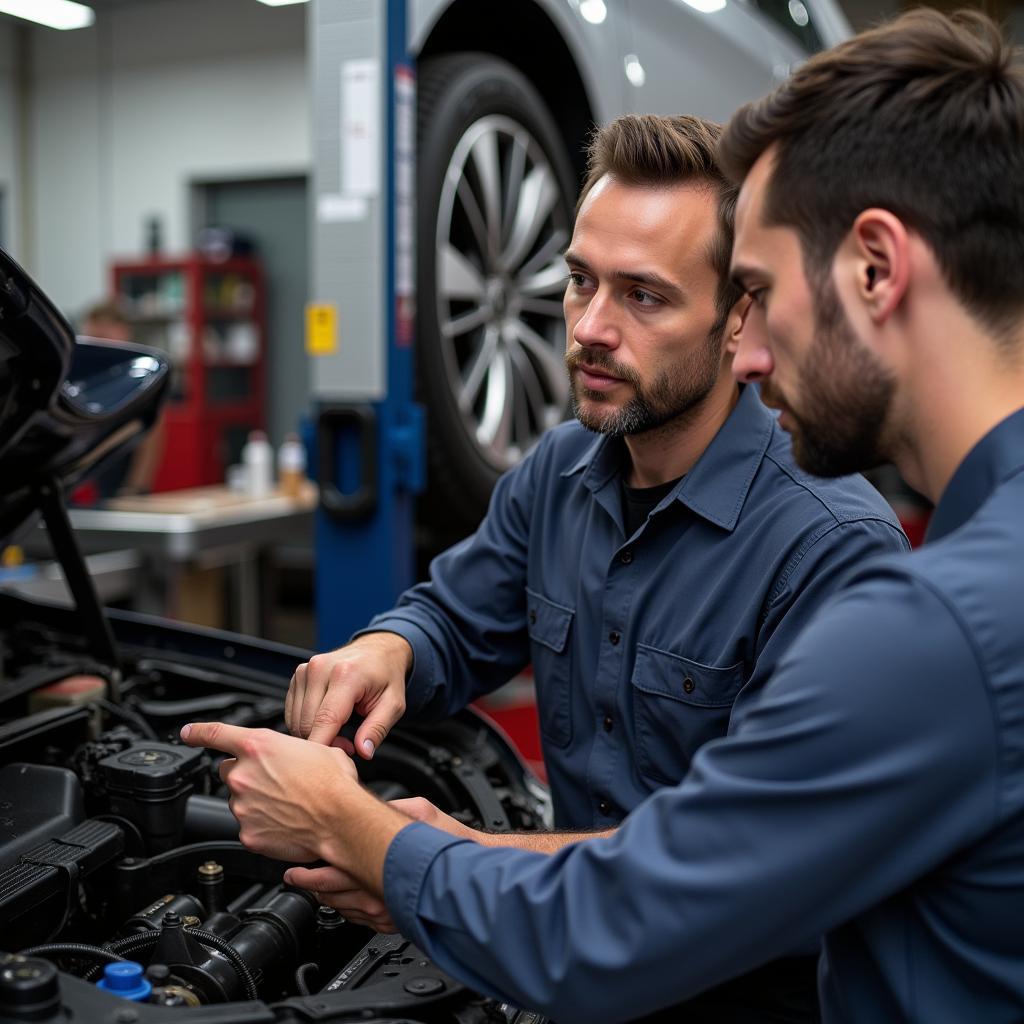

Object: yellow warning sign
[306,303,338,355]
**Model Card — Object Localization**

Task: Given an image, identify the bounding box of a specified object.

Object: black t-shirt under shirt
[621,475,682,538]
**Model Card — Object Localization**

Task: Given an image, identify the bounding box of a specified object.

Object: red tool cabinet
[112,255,266,491]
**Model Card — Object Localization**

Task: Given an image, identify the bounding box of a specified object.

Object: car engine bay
[0,247,550,1023]
[0,595,550,1022]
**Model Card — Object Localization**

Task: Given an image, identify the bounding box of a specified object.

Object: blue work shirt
[366,384,907,827]
[382,405,1024,1023]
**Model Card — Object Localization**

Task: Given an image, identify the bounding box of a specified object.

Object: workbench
[23,484,317,636]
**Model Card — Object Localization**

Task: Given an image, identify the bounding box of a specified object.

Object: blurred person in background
[79,300,166,498]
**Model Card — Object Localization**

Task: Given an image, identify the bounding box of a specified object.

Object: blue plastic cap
[97,960,153,1002]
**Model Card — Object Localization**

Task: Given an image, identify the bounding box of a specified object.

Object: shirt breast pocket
[631,644,745,786]
[526,588,574,748]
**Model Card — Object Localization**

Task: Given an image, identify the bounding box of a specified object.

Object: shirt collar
[560,384,775,532]
[925,404,1024,543]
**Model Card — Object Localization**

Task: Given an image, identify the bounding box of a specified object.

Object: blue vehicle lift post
[307,0,424,648]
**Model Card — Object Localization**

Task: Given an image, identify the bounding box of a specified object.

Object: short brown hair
[718,9,1024,341]
[580,114,741,337]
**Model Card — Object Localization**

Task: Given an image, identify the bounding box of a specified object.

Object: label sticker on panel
[306,303,338,355]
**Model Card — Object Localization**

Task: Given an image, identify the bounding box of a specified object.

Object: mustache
[565,348,642,389]
[759,379,785,411]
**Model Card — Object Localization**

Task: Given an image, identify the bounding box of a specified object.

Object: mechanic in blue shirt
[285,116,903,820]
[278,115,904,1019]
[183,9,1024,1021]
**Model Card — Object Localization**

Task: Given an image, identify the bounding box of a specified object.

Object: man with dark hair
[178,95,989,1019]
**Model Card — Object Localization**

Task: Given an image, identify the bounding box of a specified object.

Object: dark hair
[718,8,1024,341]
[581,114,742,336]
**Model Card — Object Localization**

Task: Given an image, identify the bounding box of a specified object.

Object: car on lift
[0,248,550,1021]
[411,0,851,532]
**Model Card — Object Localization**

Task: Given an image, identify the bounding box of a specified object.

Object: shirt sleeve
[383,569,998,1022]
[355,440,541,719]
[730,515,910,734]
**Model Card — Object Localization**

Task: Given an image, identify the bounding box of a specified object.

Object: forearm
[477,828,616,853]
[318,785,412,900]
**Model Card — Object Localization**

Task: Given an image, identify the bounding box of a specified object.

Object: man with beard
[183,10,1024,1020]
[273,114,903,1020]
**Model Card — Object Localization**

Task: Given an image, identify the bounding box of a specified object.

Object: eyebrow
[563,250,685,302]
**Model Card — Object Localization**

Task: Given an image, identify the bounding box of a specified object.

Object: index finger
[180,721,254,755]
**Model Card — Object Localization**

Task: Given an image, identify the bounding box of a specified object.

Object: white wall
[25,0,309,320]
[0,19,25,259]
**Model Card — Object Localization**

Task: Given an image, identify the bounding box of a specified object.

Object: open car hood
[0,251,552,1023]
[0,247,168,545]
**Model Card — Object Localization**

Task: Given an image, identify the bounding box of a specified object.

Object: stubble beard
[766,275,897,477]
[566,331,724,439]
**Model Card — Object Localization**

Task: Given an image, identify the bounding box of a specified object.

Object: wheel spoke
[516,226,569,281]
[440,243,486,302]
[507,319,569,403]
[518,296,564,318]
[458,325,500,412]
[477,347,515,451]
[454,176,492,267]
[503,164,559,271]
[469,128,503,262]
[506,325,548,434]
[502,130,530,245]
[517,256,569,297]
[443,304,491,339]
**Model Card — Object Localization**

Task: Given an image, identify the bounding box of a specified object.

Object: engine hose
[82,933,161,983]
[19,943,126,970]
[94,697,160,741]
[184,928,260,1002]
[81,926,259,1001]
[294,961,317,996]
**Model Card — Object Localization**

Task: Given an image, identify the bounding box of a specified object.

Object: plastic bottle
[241,430,273,498]
[277,432,307,498]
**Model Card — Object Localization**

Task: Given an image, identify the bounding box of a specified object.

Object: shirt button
[598,799,611,815]
[619,549,633,565]
[603,715,614,732]
[529,609,537,625]
[609,631,621,646]
[683,676,696,694]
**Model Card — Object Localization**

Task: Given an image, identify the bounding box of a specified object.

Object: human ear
[723,294,752,355]
[848,209,910,324]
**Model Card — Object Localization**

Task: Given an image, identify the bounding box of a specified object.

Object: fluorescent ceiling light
[0,0,94,30]
[624,55,646,88]
[681,0,727,12]
[255,0,310,6]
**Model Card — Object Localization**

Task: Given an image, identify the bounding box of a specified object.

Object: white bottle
[277,433,307,498]
[241,430,273,498]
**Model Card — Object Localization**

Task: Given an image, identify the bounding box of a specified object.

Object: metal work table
[27,485,317,636]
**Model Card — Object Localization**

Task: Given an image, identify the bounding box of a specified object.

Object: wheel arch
[413,0,597,186]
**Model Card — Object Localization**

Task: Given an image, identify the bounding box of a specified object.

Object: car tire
[417,53,578,537]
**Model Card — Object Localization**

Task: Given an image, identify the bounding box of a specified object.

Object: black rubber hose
[81,927,259,1001]
[185,928,259,1002]
[81,933,159,983]
[294,961,317,996]
[19,943,126,969]
[78,926,259,1001]
[94,697,160,741]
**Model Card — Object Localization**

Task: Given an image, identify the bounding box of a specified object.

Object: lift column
[307,0,423,647]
